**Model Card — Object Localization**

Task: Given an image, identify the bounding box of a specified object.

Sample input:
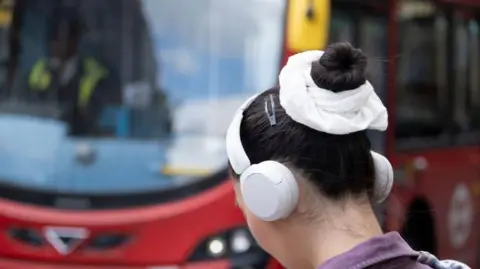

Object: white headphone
[225,94,394,222]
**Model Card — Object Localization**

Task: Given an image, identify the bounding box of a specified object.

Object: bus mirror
[286,0,330,52]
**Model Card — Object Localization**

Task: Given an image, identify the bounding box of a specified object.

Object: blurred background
[0,0,477,268]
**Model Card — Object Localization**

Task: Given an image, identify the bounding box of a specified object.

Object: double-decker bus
[0,0,478,268]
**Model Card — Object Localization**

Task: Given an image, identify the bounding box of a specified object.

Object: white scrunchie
[278,50,388,134]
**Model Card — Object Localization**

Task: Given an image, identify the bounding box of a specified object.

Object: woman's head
[232,42,375,200]
[226,42,390,267]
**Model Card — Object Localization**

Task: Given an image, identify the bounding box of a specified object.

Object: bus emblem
[44,227,89,255]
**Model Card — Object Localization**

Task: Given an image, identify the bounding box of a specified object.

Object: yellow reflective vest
[28,57,108,108]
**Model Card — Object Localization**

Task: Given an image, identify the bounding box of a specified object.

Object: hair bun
[310,42,368,93]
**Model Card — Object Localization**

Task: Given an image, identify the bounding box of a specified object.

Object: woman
[225,42,470,269]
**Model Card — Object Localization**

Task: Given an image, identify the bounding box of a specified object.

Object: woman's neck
[281,201,383,269]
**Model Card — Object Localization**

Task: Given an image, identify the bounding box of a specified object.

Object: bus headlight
[206,237,226,257]
[230,229,251,253]
[189,227,265,262]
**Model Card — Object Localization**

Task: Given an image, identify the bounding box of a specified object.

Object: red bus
[0,0,478,269]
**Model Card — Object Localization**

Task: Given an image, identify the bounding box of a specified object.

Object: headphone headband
[226,94,260,174]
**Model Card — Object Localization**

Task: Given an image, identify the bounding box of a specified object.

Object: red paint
[0,181,244,265]
[0,179,285,268]
[389,147,480,266]
[0,256,230,268]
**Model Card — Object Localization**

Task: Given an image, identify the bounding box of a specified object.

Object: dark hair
[232,42,375,200]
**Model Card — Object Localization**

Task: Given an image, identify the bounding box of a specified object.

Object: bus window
[2,1,169,138]
[452,12,469,132]
[359,16,387,104]
[330,10,388,102]
[0,0,286,197]
[468,19,480,131]
[395,1,449,145]
[452,13,480,142]
[329,10,354,44]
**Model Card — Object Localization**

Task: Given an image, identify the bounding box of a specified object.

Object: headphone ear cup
[370,151,393,203]
[240,161,299,221]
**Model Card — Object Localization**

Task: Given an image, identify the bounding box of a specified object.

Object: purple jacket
[317,232,470,269]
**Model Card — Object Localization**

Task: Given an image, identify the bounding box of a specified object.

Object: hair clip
[264,94,277,126]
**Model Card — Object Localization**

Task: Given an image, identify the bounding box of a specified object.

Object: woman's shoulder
[318,233,470,269]
[318,232,418,269]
